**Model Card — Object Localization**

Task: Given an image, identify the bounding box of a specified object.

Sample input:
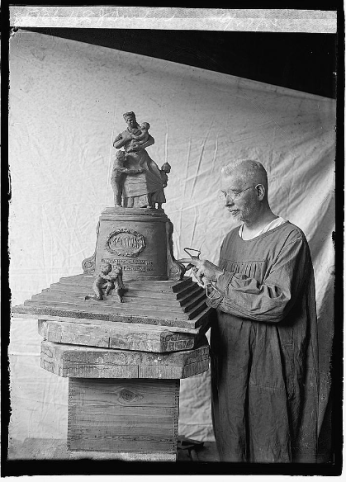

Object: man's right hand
[177,257,224,286]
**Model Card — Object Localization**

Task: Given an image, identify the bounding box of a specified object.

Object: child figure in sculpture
[85,262,124,303]
[127,122,151,152]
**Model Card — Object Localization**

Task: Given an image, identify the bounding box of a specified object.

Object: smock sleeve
[206,234,312,323]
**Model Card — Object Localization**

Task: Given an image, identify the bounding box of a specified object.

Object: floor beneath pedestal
[7,437,219,463]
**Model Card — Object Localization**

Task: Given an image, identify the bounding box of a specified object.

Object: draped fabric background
[9,32,335,448]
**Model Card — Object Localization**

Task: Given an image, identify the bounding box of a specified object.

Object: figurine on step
[85,262,125,303]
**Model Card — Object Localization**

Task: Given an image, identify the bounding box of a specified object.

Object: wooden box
[68,378,179,454]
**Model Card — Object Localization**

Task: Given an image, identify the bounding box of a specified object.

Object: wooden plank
[36,315,201,334]
[30,292,187,313]
[41,356,140,379]
[59,274,192,293]
[68,378,178,407]
[185,299,208,318]
[39,319,110,350]
[50,279,201,301]
[20,301,194,326]
[41,340,210,379]
[47,283,205,309]
[24,299,194,322]
[8,437,176,461]
[72,407,176,424]
[173,285,204,303]
[68,433,177,454]
[13,303,212,329]
[30,290,207,315]
[182,360,211,379]
[38,319,203,352]
[69,451,176,461]
[68,378,179,453]
[138,360,210,379]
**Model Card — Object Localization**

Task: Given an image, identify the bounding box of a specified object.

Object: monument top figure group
[111,111,171,209]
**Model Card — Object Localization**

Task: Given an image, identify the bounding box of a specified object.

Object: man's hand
[177,258,224,287]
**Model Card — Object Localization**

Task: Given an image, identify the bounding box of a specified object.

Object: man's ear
[255,184,266,201]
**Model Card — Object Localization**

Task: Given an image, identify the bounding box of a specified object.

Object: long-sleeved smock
[206,221,319,463]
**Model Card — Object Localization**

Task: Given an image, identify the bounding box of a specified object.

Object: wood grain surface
[38,316,211,352]
[68,378,179,453]
[41,339,210,379]
[12,275,212,329]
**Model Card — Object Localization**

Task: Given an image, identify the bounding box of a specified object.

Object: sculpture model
[84,262,125,302]
[112,111,164,208]
[12,110,213,461]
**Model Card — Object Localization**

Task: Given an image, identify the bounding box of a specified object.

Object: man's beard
[230,209,244,221]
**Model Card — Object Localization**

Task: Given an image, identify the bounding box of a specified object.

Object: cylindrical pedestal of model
[95,208,169,281]
[82,207,184,283]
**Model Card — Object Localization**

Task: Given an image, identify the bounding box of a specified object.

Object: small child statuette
[85,262,124,303]
[152,162,171,209]
[127,122,150,152]
[111,151,127,207]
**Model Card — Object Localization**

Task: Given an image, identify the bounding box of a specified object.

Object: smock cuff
[205,271,234,309]
[206,286,223,309]
[215,271,234,293]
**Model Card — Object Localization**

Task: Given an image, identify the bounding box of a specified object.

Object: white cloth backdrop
[9,31,335,445]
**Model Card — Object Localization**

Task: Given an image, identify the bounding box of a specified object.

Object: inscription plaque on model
[106,228,146,257]
[102,258,154,272]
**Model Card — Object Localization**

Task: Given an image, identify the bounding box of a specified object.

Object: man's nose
[225,195,234,206]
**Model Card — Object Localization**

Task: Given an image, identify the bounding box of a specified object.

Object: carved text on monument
[102,258,154,272]
[106,229,146,257]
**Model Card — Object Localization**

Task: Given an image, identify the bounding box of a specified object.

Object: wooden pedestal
[40,339,209,460]
[68,378,179,456]
[12,208,213,462]
[41,339,209,379]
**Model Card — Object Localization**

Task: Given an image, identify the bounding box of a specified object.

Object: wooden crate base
[8,438,177,461]
[68,378,179,454]
[68,450,176,461]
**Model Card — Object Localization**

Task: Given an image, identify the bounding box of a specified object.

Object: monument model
[12,112,212,461]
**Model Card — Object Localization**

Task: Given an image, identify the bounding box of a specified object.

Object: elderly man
[179,160,319,463]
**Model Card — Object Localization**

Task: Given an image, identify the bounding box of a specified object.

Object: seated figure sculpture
[85,262,124,303]
[112,112,164,208]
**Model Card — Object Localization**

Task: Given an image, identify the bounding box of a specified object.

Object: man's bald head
[221,160,268,191]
